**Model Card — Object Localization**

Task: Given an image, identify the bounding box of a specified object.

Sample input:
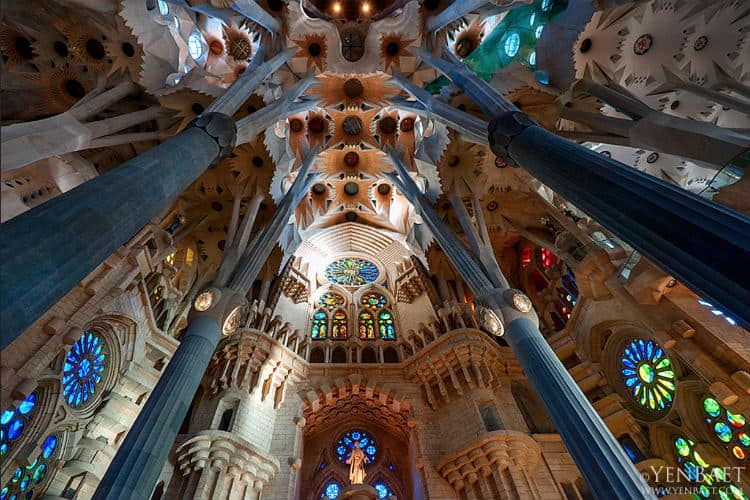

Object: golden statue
[346,441,369,484]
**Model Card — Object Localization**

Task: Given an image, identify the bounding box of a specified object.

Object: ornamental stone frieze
[437,430,542,493]
[405,329,520,410]
[174,430,280,498]
[204,329,305,408]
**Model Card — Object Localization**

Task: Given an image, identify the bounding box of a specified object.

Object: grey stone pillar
[0,114,236,350]
[386,151,654,499]
[92,315,222,500]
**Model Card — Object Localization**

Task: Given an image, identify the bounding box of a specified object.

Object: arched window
[620,338,675,413]
[1,392,36,458]
[332,310,348,340]
[383,346,399,363]
[702,397,749,461]
[1,433,58,500]
[358,311,376,340]
[319,292,345,310]
[63,331,107,407]
[377,311,395,340]
[311,310,328,339]
[331,347,347,363]
[335,430,377,464]
[321,481,340,499]
[373,480,393,499]
[310,347,325,363]
[673,436,747,498]
[359,292,397,340]
[362,347,377,363]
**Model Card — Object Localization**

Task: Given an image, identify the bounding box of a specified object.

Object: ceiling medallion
[477,306,504,336]
[633,34,653,55]
[344,151,360,167]
[693,35,708,52]
[342,115,363,136]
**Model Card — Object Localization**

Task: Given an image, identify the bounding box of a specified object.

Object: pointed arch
[311,309,329,340]
[331,308,348,340]
[358,310,376,340]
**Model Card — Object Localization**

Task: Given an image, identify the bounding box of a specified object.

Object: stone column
[0,114,235,350]
[411,48,750,330]
[386,152,654,499]
[92,315,224,500]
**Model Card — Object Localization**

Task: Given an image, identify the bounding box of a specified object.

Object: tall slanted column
[0,50,297,349]
[385,149,654,499]
[92,150,319,500]
[406,48,750,329]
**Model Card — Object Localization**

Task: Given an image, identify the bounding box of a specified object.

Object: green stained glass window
[378,311,396,340]
[311,310,328,340]
[361,292,387,309]
[621,338,675,412]
[319,293,345,310]
[673,436,749,499]
[358,311,376,340]
[0,434,57,500]
[702,397,749,462]
[325,258,379,287]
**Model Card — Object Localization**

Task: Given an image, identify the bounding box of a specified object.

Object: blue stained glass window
[540,0,552,11]
[63,332,107,407]
[335,430,377,464]
[325,258,379,287]
[503,32,520,57]
[311,310,328,340]
[528,51,536,66]
[188,31,204,60]
[378,311,396,340]
[1,393,37,459]
[322,481,340,499]
[374,481,393,499]
[0,434,57,500]
[535,24,544,39]
[621,338,675,412]
[157,0,169,15]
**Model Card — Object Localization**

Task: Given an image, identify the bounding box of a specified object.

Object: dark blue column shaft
[504,317,653,500]
[0,127,220,350]
[93,315,221,500]
[507,125,750,328]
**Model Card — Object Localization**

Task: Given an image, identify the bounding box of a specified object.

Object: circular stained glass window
[503,32,520,57]
[325,258,379,287]
[374,481,393,499]
[322,482,340,499]
[63,332,107,407]
[319,293,345,310]
[335,430,377,464]
[620,338,675,412]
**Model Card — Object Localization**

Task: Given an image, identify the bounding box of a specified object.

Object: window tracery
[336,430,377,464]
[620,338,675,413]
[332,310,348,340]
[358,292,396,340]
[312,310,329,340]
[672,436,748,499]
[63,331,107,408]
[0,392,36,459]
[374,480,393,499]
[703,397,749,462]
[0,433,58,500]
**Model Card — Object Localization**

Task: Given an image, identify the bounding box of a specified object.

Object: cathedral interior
[1,0,750,498]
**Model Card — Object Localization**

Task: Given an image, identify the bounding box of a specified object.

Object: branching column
[402,48,750,329]
[93,150,319,499]
[385,149,654,500]
[0,50,297,349]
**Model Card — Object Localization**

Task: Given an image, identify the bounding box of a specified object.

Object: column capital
[475,288,539,334]
[190,287,247,337]
[191,113,237,161]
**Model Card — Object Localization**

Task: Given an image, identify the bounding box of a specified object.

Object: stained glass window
[359,311,376,340]
[703,397,749,461]
[361,293,387,309]
[325,258,379,287]
[335,430,377,464]
[319,293,345,310]
[503,32,520,57]
[673,436,749,499]
[0,433,57,500]
[322,481,340,499]
[378,311,396,340]
[332,311,348,340]
[63,332,107,407]
[620,338,675,412]
[374,480,393,499]
[311,310,328,340]
[0,392,36,460]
